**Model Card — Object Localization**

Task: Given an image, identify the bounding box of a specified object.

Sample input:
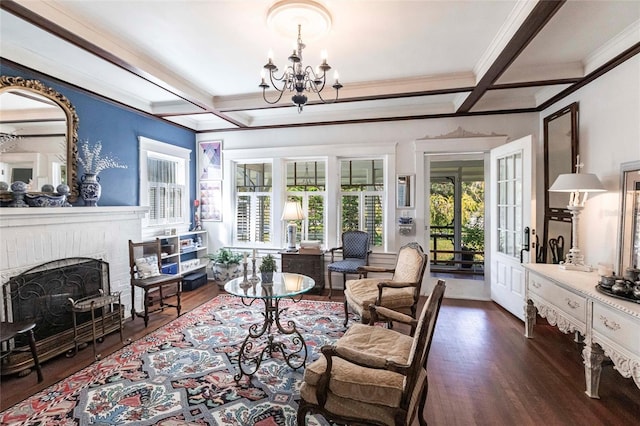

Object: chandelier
[0,132,20,153]
[259,24,342,113]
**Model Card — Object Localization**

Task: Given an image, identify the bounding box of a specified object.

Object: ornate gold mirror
[541,102,578,263]
[0,76,79,202]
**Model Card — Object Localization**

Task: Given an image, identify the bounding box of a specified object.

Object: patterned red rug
[1,295,347,425]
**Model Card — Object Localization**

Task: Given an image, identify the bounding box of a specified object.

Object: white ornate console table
[524,263,640,398]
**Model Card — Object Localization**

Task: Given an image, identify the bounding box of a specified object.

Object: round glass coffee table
[224,272,315,380]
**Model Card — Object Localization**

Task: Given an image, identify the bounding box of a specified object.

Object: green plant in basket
[208,248,243,266]
[259,254,277,273]
[207,248,244,283]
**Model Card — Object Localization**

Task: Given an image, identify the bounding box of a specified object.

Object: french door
[489,135,535,320]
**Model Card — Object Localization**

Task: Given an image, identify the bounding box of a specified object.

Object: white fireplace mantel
[0,206,149,317]
[0,206,148,227]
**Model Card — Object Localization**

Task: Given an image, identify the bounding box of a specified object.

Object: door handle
[520,226,530,263]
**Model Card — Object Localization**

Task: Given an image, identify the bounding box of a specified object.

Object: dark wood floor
[1,281,639,425]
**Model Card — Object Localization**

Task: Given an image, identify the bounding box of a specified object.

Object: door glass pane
[507,205,515,231]
[499,230,506,252]
[506,231,513,256]
[507,181,514,205]
[496,152,523,258]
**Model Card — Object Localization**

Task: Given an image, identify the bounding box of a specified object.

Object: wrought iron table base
[235,295,307,381]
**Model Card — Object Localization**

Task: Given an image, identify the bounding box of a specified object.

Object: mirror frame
[397,174,414,208]
[541,102,579,263]
[0,76,79,202]
[617,160,640,275]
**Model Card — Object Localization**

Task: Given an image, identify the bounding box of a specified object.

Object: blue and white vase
[80,173,101,206]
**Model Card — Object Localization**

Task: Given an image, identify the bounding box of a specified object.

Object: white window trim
[139,136,191,238]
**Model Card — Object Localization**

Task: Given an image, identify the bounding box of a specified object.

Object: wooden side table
[280,251,325,294]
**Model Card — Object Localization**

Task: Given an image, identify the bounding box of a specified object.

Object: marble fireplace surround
[0,207,148,319]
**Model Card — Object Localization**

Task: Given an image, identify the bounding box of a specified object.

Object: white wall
[200,113,538,255]
[198,55,638,297]
[538,55,640,272]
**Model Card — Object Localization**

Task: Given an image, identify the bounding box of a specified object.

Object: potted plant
[259,254,277,283]
[208,248,244,283]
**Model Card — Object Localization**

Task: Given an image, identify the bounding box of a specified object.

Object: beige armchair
[343,242,428,330]
[298,279,446,426]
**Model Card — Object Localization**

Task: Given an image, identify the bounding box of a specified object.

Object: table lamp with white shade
[548,164,605,271]
[282,200,305,252]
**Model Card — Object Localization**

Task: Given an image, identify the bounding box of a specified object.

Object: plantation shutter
[148,157,184,225]
[236,195,251,242]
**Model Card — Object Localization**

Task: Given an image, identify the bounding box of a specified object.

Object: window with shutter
[139,136,191,231]
[285,160,326,244]
[235,163,272,244]
[340,159,384,247]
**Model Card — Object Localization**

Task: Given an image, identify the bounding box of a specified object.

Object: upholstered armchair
[343,242,428,329]
[298,280,446,426]
[327,230,371,298]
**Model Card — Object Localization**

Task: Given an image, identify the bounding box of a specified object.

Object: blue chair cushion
[328,258,367,274]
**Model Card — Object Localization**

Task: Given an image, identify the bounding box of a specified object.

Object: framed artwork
[200,180,222,222]
[199,140,222,181]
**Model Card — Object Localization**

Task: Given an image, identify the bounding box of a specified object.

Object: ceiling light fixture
[0,132,21,153]
[260,1,342,113]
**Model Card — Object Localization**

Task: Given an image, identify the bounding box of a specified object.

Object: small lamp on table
[282,200,305,252]
[548,161,605,271]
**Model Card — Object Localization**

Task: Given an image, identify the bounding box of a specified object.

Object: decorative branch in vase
[77,140,127,206]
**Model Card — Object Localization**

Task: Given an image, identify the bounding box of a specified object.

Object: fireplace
[0,206,148,376]
[1,257,122,376]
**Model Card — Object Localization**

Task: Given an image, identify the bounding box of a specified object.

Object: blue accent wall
[1,62,196,207]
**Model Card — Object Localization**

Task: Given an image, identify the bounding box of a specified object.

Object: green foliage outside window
[430,178,485,265]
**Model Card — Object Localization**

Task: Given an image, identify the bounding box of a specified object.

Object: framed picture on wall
[200,180,222,222]
[198,140,222,181]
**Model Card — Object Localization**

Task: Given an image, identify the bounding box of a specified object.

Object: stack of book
[299,240,322,254]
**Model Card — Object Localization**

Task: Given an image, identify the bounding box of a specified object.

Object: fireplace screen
[2,257,110,343]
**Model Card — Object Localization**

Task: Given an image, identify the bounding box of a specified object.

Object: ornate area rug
[1,295,348,425]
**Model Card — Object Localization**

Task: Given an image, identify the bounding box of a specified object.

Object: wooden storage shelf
[160,230,208,276]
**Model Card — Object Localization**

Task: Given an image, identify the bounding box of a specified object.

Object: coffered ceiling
[1,0,638,132]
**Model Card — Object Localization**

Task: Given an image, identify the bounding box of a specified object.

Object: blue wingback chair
[327,231,371,298]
